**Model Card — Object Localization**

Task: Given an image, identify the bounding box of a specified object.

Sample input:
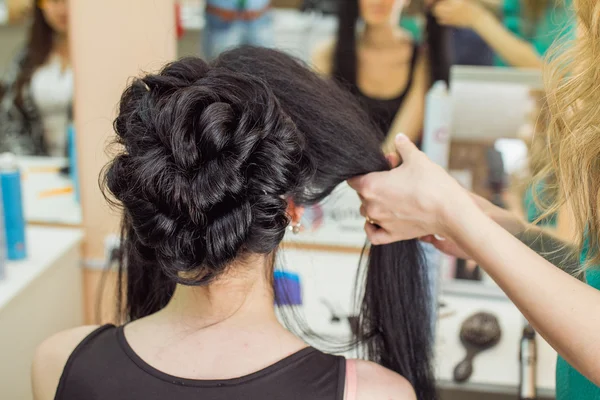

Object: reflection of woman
[0,0,71,157]
[32,48,436,400]
[431,0,574,68]
[349,1,600,397]
[313,0,449,151]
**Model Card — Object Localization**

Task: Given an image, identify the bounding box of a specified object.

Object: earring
[289,222,302,234]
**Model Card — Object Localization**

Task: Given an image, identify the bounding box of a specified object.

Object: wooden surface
[71,0,177,260]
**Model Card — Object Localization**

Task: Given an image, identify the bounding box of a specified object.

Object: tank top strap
[344,359,358,400]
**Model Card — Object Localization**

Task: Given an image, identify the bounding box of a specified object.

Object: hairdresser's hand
[420,194,527,258]
[432,0,485,29]
[348,134,475,245]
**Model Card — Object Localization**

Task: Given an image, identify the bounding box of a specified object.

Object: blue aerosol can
[0,184,6,279]
[67,123,80,204]
[0,153,27,260]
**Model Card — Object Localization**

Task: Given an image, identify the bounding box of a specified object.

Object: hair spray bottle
[0,183,6,280]
[67,122,80,204]
[0,153,26,261]
[519,324,538,400]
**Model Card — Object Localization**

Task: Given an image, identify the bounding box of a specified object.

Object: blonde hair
[527,90,552,178]
[541,0,600,265]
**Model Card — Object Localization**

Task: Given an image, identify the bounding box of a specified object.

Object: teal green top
[523,182,557,227]
[495,0,575,66]
[399,16,424,43]
[555,239,600,400]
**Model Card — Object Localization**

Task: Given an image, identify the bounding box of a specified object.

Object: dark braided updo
[105,57,315,285]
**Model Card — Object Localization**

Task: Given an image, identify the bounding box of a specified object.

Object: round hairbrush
[453,312,502,383]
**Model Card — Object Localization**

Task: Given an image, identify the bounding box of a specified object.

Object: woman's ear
[287,199,305,225]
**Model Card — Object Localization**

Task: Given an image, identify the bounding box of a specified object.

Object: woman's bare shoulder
[353,359,416,400]
[32,325,101,400]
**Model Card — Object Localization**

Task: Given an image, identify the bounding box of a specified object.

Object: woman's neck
[158,257,280,330]
[361,24,400,48]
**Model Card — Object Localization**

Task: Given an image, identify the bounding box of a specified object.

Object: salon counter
[0,226,84,400]
[19,156,82,226]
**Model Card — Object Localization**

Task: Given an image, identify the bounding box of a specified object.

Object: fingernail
[434,234,446,241]
[396,133,408,142]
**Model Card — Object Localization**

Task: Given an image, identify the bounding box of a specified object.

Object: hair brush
[453,312,502,383]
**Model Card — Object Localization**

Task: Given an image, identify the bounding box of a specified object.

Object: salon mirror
[442,65,546,298]
[0,0,567,275]
[0,0,81,226]
[177,1,561,300]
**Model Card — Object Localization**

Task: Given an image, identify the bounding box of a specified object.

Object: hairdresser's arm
[422,195,583,280]
[349,135,600,385]
[383,52,428,153]
[478,0,502,13]
[432,0,543,68]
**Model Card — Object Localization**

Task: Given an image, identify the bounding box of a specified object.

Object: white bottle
[422,81,452,170]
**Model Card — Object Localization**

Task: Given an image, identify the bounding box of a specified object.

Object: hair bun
[105,58,314,284]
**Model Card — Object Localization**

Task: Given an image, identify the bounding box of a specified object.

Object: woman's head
[38,0,69,34]
[359,0,408,26]
[541,0,600,262]
[333,0,450,91]
[30,0,68,44]
[105,47,436,399]
[106,52,385,284]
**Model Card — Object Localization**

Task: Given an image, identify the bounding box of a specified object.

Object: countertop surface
[0,226,83,311]
[18,156,82,226]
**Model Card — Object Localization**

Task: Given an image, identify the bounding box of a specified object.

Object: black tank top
[55,325,347,400]
[355,43,420,140]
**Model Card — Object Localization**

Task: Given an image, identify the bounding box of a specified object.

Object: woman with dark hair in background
[31,47,436,400]
[313,0,449,152]
[0,0,71,156]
